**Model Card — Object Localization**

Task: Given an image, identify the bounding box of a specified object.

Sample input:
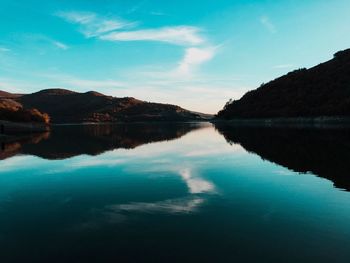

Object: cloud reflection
[77,197,204,229]
[107,196,204,215]
[179,168,215,194]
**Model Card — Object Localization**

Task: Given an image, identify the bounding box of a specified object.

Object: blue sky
[0,0,350,113]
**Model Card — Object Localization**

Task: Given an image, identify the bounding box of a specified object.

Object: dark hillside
[218,49,350,119]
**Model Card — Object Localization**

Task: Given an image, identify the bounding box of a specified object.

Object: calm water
[0,123,350,262]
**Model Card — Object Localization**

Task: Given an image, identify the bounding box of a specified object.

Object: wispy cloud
[52,40,69,50]
[177,47,216,76]
[18,34,69,51]
[126,46,218,81]
[57,11,205,46]
[260,16,277,33]
[126,0,147,15]
[0,46,10,52]
[100,26,204,46]
[56,11,135,38]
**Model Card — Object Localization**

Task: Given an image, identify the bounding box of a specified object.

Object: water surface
[0,123,350,262]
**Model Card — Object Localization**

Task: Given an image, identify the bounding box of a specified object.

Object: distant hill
[0,91,22,98]
[217,49,350,119]
[0,91,13,98]
[0,88,211,123]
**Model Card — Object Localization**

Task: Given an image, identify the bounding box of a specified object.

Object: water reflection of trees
[0,123,207,160]
[215,124,350,191]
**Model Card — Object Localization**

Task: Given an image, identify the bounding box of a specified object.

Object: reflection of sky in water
[0,126,350,217]
[0,127,229,212]
[1,125,350,261]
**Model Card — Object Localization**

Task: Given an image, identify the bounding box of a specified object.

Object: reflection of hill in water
[0,132,50,160]
[215,124,350,191]
[0,123,207,160]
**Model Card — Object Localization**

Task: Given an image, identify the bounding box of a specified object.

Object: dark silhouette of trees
[215,123,350,191]
[217,49,350,119]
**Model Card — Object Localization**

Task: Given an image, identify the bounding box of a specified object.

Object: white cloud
[260,16,277,33]
[56,11,135,38]
[56,11,215,85]
[100,26,204,46]
[125,46,217,80]
[57,11,204,46]
[177,47,216,75]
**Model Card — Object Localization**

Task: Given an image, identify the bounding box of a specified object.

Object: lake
[0,123,350,262]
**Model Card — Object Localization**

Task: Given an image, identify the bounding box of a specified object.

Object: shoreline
[0,120,50,136]
[212,116,350,128]
[3,116,350,131]
[51,120,213,126]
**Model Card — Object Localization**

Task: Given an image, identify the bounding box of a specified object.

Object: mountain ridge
[0,88,212,123]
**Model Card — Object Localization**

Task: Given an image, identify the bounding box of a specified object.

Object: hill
[0,91,22,98]
[217,49,350,119]
[0,89,211,123]
[0,91,13,98]
[0,98,49,125]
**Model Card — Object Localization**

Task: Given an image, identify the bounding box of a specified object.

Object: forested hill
[217,49,350,119]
